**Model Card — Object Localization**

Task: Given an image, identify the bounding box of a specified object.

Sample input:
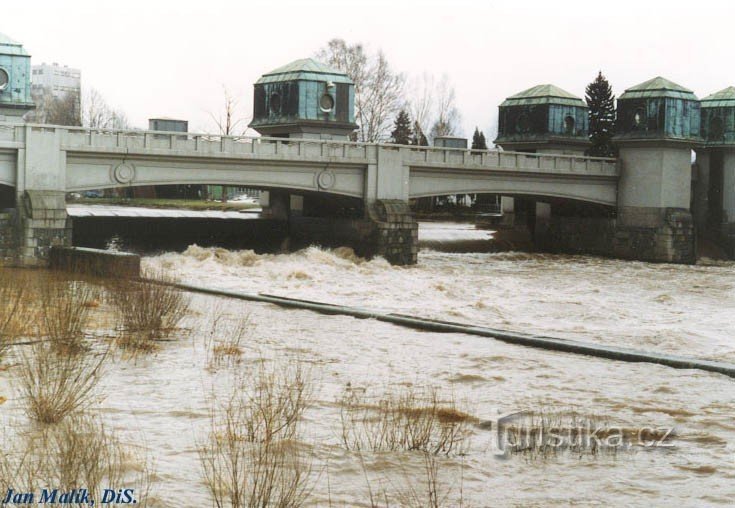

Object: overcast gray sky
[3,0,733,138]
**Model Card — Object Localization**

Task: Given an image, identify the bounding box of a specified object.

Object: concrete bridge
[0,123,617,204]
[0,122,623,266]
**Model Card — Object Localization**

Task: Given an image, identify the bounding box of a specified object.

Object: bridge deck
[0,123,619,206]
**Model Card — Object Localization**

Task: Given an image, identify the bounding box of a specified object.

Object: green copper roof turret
[701,86,735,108]
[0,32,29,56]
[618,76,697,101]
[500,84,585,107]
[0,31,34,119]
[255,58,354,85]
[494,83,589,153]
[249,58,356,140]
[700,86,735,145]
[615,76,700,143]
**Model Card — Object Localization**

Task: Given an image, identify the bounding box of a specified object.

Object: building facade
[31,62,81,99]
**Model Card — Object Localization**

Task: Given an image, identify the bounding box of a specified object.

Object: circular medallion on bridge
[113,163,135,184]
[317,169,335,190]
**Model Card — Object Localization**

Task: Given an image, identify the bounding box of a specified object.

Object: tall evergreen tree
[390,109,412,145]
[585,71,617,157]
[471,127,488,150]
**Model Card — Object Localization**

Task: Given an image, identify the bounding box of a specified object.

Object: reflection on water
[0,221,733,506]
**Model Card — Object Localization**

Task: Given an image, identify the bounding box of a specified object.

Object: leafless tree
[429,75,461,141]
[317,39,404,142]
[209,86,249,136]
[27,89,81,126]
[207,86,250,201]
[407,72,436,140]
[82,88,130,130]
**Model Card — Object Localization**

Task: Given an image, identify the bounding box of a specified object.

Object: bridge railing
[58,126,375,160]
[0,122,618,177]
[0,124,24,144]
[403,146,617,176]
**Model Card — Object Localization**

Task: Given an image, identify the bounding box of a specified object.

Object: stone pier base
[538,207,695,264]
[289,199,417,265]
[368,200,418,265]
[18,190,71,267]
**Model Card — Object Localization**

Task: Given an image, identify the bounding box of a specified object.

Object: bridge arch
[408,166,617,207]
[64,152,366,199]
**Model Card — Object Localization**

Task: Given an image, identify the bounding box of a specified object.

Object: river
[2,221,734,506]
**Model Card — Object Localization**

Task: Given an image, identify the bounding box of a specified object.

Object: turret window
[709,116,724,141]
[564,116,575,135]
[516,113,530,133]
[633,108,646,129]
[269,92,281,114]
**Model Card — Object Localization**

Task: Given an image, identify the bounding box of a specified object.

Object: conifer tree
[390,109,413,145]
[471,127,488,150]
[585,71,617,157]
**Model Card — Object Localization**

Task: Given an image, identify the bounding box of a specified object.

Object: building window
[633,108,646,129]
[269,92,281,114]
[516,113,530,133]
[0,68,8,91]
[564,116,575,135]
[709,116,724,141]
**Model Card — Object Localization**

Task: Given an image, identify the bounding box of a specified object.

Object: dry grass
[0,413,155,506]
[108,270,190,350]
[38,276,98,353]
[198,360,313,507]
[17,340,107,424]
[340,385,475,455]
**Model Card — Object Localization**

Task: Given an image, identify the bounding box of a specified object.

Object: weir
[169,281,735,379]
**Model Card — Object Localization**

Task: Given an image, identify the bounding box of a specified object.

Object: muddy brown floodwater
[1,222,734,507]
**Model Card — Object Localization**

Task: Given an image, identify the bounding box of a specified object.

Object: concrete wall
[618,145,691,213]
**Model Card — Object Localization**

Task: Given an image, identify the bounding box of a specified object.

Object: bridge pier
[611,144,695,263]
[17,190,71,266]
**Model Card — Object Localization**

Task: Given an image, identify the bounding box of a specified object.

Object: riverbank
[71,197,260,211]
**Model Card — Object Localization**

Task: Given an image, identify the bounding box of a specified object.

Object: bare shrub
[198,360,313,507]
[396,452,463,508]
[0,269,28,356]
[357,451,465,508]
[108,270,190,350]
[0,413,155,506]
[39,276,97,353]
[340,385,475,455]
[17,341,107,424]
[204,306,250,369]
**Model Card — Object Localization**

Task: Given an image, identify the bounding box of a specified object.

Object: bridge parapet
[403,146,617,176]
[1,123,618,180]
[60,126,375,161]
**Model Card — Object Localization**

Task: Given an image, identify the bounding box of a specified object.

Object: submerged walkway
[172,281,735,379]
